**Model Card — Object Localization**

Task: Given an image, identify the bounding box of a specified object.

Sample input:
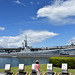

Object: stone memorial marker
[47,64,53,75]
[32,64,35,70]
[19,64,24,72]
[32,64,36,75]
[62,63,68,73]
[5,64,10,73]
[47,64,52,72]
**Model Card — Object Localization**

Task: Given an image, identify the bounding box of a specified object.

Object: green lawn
[0,64,75,75]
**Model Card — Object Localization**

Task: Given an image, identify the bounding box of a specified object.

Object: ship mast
[22,42,24,49]
[24,35,28,48]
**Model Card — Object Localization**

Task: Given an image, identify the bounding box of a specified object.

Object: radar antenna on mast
[71,40,74,47]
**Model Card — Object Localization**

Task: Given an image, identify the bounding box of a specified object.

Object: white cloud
[0,30,58,48]
[31,17,38,20]
[37,0,75,25]
[0,27,5,30]
[30,2,34,4]
[37,2,40,5]
[15,0,21,4]
[14,0,26,6]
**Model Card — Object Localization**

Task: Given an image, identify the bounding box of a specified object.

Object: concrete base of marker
[29,72,42,75]
[30,72,37,75]
[58,72,72,75]
[44,72,56,75]
[0,72,14,75]
[7,72,14,75]
[16,72,28,75]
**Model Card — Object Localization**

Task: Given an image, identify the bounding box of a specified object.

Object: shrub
[49,57,75,69]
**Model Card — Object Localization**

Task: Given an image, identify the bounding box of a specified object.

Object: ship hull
[0,48,75,57]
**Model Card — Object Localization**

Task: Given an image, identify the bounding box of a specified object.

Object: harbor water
[0,57,49,69]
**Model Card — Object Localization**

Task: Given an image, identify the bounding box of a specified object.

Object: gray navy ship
[0,36,75,57]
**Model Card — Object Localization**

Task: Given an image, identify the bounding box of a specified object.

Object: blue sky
[0,0,75,48]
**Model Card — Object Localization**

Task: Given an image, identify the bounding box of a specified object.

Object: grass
[0,64,75,75]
